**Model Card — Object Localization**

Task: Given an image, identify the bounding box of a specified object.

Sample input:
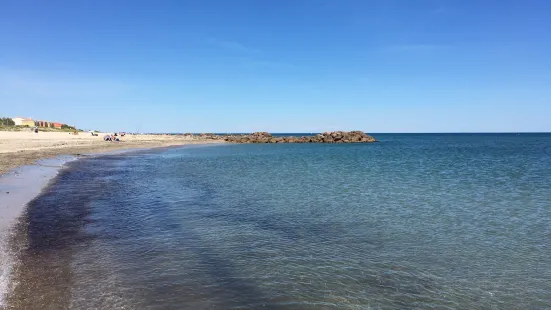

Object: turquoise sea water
[8,134,551,309]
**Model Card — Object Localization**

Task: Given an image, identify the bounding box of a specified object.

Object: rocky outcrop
[223,131,377,144]
[198,133,221,140]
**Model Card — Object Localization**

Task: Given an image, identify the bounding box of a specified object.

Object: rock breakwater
[223,131,377,143]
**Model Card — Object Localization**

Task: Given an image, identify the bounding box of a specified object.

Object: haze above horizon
[1,0,550,133]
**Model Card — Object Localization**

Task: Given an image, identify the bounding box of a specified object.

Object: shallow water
[6,134,551,309]
[0,156,77,308]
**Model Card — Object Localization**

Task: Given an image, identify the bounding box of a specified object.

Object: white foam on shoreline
[0,156,77,307]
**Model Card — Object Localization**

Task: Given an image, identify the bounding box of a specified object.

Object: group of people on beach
[103,133,120,142]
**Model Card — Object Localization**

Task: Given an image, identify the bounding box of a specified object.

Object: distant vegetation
[0,125,83,132]
[0,117,15,126]
[0,117,82,132]
[61,124,76,130]
[0,125,29,131]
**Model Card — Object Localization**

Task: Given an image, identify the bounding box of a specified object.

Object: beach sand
[0,131,223,175]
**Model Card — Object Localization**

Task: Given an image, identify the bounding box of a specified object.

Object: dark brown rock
[223,131,377,144]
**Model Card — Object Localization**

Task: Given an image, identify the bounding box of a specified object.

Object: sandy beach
[0,131,223,175]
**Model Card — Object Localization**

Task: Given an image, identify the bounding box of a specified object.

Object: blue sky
[1,0,550,132]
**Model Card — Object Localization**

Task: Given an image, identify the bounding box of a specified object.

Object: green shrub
[0,117,15,126]
[61,124,76,130]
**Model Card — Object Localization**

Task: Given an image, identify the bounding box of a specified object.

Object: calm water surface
[8,134,551,309]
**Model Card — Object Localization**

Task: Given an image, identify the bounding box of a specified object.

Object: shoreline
[0,130,226,175]
[0,156,77,308]
[0,142,224,308]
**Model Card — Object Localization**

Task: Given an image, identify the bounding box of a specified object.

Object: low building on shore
[36,120,65,129]
[36,120,49,127]
[11,117,35,127]
[10,117,74,129]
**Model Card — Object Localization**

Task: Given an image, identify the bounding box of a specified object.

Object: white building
[11,117,35,127]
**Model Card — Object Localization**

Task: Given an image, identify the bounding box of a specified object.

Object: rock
[199,133,220,140]
[223,131,377,144]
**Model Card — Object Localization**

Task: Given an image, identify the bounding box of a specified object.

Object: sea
[2,133,551,309]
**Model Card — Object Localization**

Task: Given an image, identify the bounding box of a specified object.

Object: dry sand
[0,131,224,175]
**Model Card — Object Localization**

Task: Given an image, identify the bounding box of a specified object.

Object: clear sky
[1,0,550,133]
